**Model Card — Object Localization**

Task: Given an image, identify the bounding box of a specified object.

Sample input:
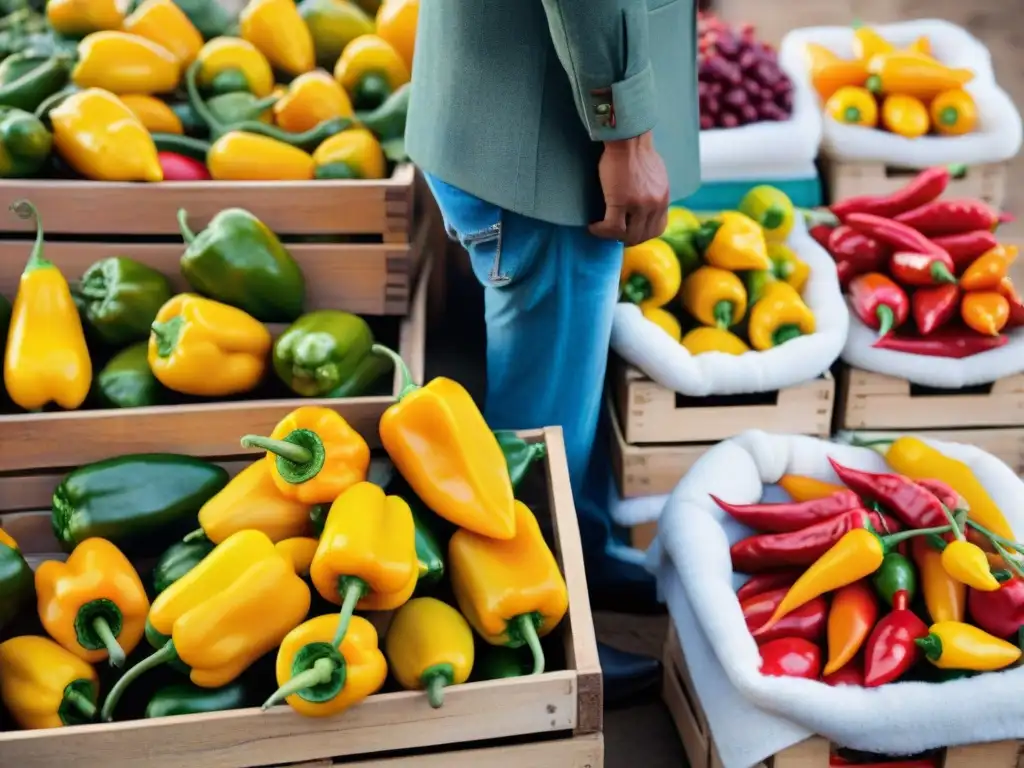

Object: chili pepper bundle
[758,637,821,679]
[863,589,928,687]
[873,326,1008,358]
[896,199,1005,236]
[848,273,908,336]
[912,284,959,335]
[823,580,877,676]
[735,570,800,602]
[828,458,947,529]
[743,587,826,644]
[831,166,955,221]
[916,621,1021,671]
[711,489,861,533]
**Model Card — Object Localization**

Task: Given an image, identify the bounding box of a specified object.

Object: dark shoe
[586,551,663,614]
[599,643,662,708]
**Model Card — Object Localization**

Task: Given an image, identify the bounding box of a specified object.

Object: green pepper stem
[423,666,451,710]
[925,533,948,552]
[713,300,733,329]
[10,199,50,273]
[333,577,367,647]
[881,524,953,548]
[240,434,313,464]
[515,615,545,676]
[876,304,895,337]
[76,284,109,300]
[186,60,226,137]
[261,657,336,711]
[101,641,178,721]
[760,204,785,231]
[64,689,97,720]
[151,316,185,358]
[939,503,965,541]
[182,528,207,543]
[619,274,651,305]
[177,208,197,244]
[932,262,956,284]
[966,520,1024,554]
[992,540,1024,581]
[371,343,418,399]
[528,442,547,463]
[92,616,126,668]
[915,633,942,661]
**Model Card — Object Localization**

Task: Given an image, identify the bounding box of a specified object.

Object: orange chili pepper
[805,43,868,102]
[961,291,1009,336]
[930,89,978,136]
[911,537,966,623]
[778,475,846,503]
[823,580,878,676]
[960,249,1010,291]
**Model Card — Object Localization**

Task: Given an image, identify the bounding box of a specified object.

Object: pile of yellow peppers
[0,351,570,730]
[807,26,978,138]
[620,186,817,356]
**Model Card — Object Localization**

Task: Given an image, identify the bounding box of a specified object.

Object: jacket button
[595,103,611,115]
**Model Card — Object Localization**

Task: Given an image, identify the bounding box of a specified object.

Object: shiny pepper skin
[619,238,681,310]
[0,636,101,729]
[911,537,965,623]
[941,539,1001,591]
[961,291,1009,336]
[208,132,316,181]
[917,620,1022,671]
[196,36,274,97]
[758,637,821,679]
[72,31,181,94]
[374,0,418,71]
[747,281,816,350]
[123,0,204,66]
[274,70,354,134]
[47,0,123,37]
[968,576,1024,638]
[240,0,315,76]
[334,33,410,109]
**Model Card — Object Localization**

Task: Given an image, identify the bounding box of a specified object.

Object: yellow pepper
[906,36,932,56]
[196,36,274,97]
[299,0,375,69]
[450,501,568,675]
[51,89,163,182]
[851,26,894,61]
[619,238,681,310]
[118,94,184,134]
[72,31,181,94]
[930,89,978,136]
[0,636,100,729]
[312,127,386,180]
[386,597,473,708]
[695,211,770,271]
[881,94,929,139]
[941,538,1001,592]
[642,306,682,342]
[4,200,91,411]
[309,482,418,646]
[681,327,750,356]
[263,614,387,716]
[123,0,203,66]
[681,266,747,329]
[917,621,1021,671]
[335,33,410,110]
[375,0,418,71]
[910,537,965,623]
[189,460,313,545]
[147,293,272,397]
[46,0,123,38]
[276,537,320,577]
[36,539,149,669]
[806,43,869,102]
[240,0,315,77]
[208,131,316,181]
[866,51,974,101]
[824,85,878,128]
[374,345,516,540]
[241,405,370,504]
[747,281,815,350]
[768,243,810,294]
[273,69,354,133]
[101,530,311,720]
[737,186,795,243]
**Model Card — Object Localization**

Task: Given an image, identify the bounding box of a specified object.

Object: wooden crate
[0,165,429,315]
[662,624,1020,768]
[0,425,604,768]
[822,156,1009,210]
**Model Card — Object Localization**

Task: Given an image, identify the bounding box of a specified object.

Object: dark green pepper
[357,82,408,143]
[167,100,207,137]
[473,645,532,681]
[145,680,250,718]
[494,430,547,489]
[659,229,701,276]
[151,538,215,595]
[93,342,166,409]
[273,311,382,397]
[0,52,49,86]
[51,454,229,557]
[410,499,444,588]
[326,345,392,398]
[742,270,777,305]
[0,54,69,112]
[0,533,34,633]
[0,105,50,176]
[72,256,172,345]
[872,552,918,607]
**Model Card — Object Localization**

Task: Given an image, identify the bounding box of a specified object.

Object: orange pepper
[813,62,869,103]
[911,537,966,623]
[961,291,1009,336]
[823,580,878,676]
[961,249,1009,291]
[930,89,978,136]
[778,475,846,503]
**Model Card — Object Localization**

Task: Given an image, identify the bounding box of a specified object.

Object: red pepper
[827,458,947,529]
[758,637,821,679]
[845,213,950,259]
[896,199,1004,235]
[158,151,211,181]
[730,509,894,573]
[831,166,954,221]
[835,259,859,288]
[863,589,929,687]
[848,272,909,336]
[931,230,1000,273]
[890,251,956,287]
[743,588,827,644]
[809,223,835,250]
[967,576,1024,639]
[736,571,800,602]
[828,225,888,276]
[872,326,1009,358]
[914,478,964,514]
[912,283,959,334]
[823,657,865,687]
[996,277,1024,329]
[711,490,862,533]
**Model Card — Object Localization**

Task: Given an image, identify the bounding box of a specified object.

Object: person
[406,0,699,697]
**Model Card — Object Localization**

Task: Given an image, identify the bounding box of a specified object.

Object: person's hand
[589,131,670,246]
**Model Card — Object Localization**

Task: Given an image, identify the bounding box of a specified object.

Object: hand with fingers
[588,130,670,247]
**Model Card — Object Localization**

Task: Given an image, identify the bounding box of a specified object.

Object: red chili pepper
[809,223,835,249]
[914,478,964,513]
[890,251,956,287]
[831,166,954,221]
[967,576,1024,638]
[758,637,822,679]
[848,272,909,336]
[828,225,888,273]
[711,490,862,533]
[736,570,802,602]
[931,230,1000,273]
[743,588,827,644]
[896,199,1004,235]
[827,458,947,529]
[823,657,865,687]
[863,589,929,687]
[730,510,895,573]
[845,213,950,259]
[158,151,211,181]
[872,326,1009,358]
[835,258,860,288]
[996,277,1024,329]
[912,283,959,334]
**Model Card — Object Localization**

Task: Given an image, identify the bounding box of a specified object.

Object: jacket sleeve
[540,0,659,142]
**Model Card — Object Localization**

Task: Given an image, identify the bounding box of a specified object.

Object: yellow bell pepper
[768,243,810,294]
[123,0,204,66]
[0,636,100,729]
[851,26,894,61]
[101,530,310,720]
[312,127,386,179]
[881,94,929,139]
[276,537,320,577]
[4,200,91,411]
[642,306,682,342]
[51,89,163,182]
[620,238,681,310]
[917,621,1021,671]
[309,481,418,645]
[189,460,313,545]
[147,293,272,397]
[375,0,418,71]
[299,0,375,69]
[263,614,387,716]
[241,405,371,504]
[941,539,1000,592]
[118,94,184,134]
[208,131,316,181]
[196,36,274,97]
[72,31,181,94]
[824,85,879,128]
[930,89,978,136]
[335,33,410,110]
[695,211,771,271]
[240,0,315,77]
[747,281,815,350]
[681,266,747,329]
[385,597,474,708]
[35,539,149,669]
[374,345,516,540]
[273,69,354,133]
[737,186,796,243]
[46,0,123,38]
[681,327,750,356]
[450,501,568,675]
[866,51,974,101]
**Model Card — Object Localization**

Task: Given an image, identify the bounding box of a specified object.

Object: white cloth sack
[699,160,818,184]
[650,430,1024,767]
[779,20,1023,166]
[610,216,849,397]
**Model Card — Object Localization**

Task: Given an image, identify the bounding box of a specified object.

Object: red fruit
[759,637,822,679]
[158,152,210,181]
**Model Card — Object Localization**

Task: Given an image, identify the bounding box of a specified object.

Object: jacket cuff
[587,62,658,141]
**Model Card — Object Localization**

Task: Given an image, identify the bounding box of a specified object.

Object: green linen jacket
[405,0,700,227]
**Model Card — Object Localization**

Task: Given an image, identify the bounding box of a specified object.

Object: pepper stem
[240,435,313,464]
[177,208,197,244]
[333,576,367,647]
[92,616,126,668]
[939,503,966,541]
[10,199,50,273]
[261,657,336,711]
[915,633,942,661]
[514,614,545,676]
[421,663,454,709]
[186,59,226,137]
[372,343,418,399]
[64,689,97,720]
[713,300,733,329]
[151,316,185,358]
[875,304,895,337]
[620,274,651,305]
[760,204,785,231]
[881,524,954,548]
[101,641,178,721]
[966,520,1024,554]
[992,540,1024,581]
[931,262,956,284]
[182,528,207,543]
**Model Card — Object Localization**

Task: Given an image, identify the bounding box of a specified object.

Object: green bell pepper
[151,538,215,595]
[0,52,48,86]
[872,552,918,607]
[51,455,229,557]
[0,54,68,112]
[93,342,166,409]
[0,105,50,177]
[473,645,533,681]
[273,310,383,397]
[0,534,34,634]
[494,430,547,489]
[73,256,172,346]
[145,680,250,718]
[178,207,305,322]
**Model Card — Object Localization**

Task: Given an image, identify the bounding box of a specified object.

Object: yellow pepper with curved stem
[867,51,974,101]
[747,281,815,350]
[196,37,274,97]
[118,94,184,134]
[335,34,410,110]
[852,26,893,60]
[51,89,163,182]
[47,0,123,38]
[917,621,1021,671]
[4,200,91,410]
[681,327,750,356]
[737,186,795,243]
[276,537,320,577]
[313,128,386,180]
[619,239,681,310]
[681,266,747,329]
[0,636,100,730]
[375,0,418,71]
[386,597,474,708]
[208,131,316,181]
[930,89,977,136]
[642,307,682,342]
[72,31,181,94]
[240,0,315,76]
[147,293,271,397]
[274,69,354,134]
[768,243,810,294]
[695,211,770,271]
[123,0,204,66]
[881,94,929,139]
[941,539,1000,591]
[825,86,878,128]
